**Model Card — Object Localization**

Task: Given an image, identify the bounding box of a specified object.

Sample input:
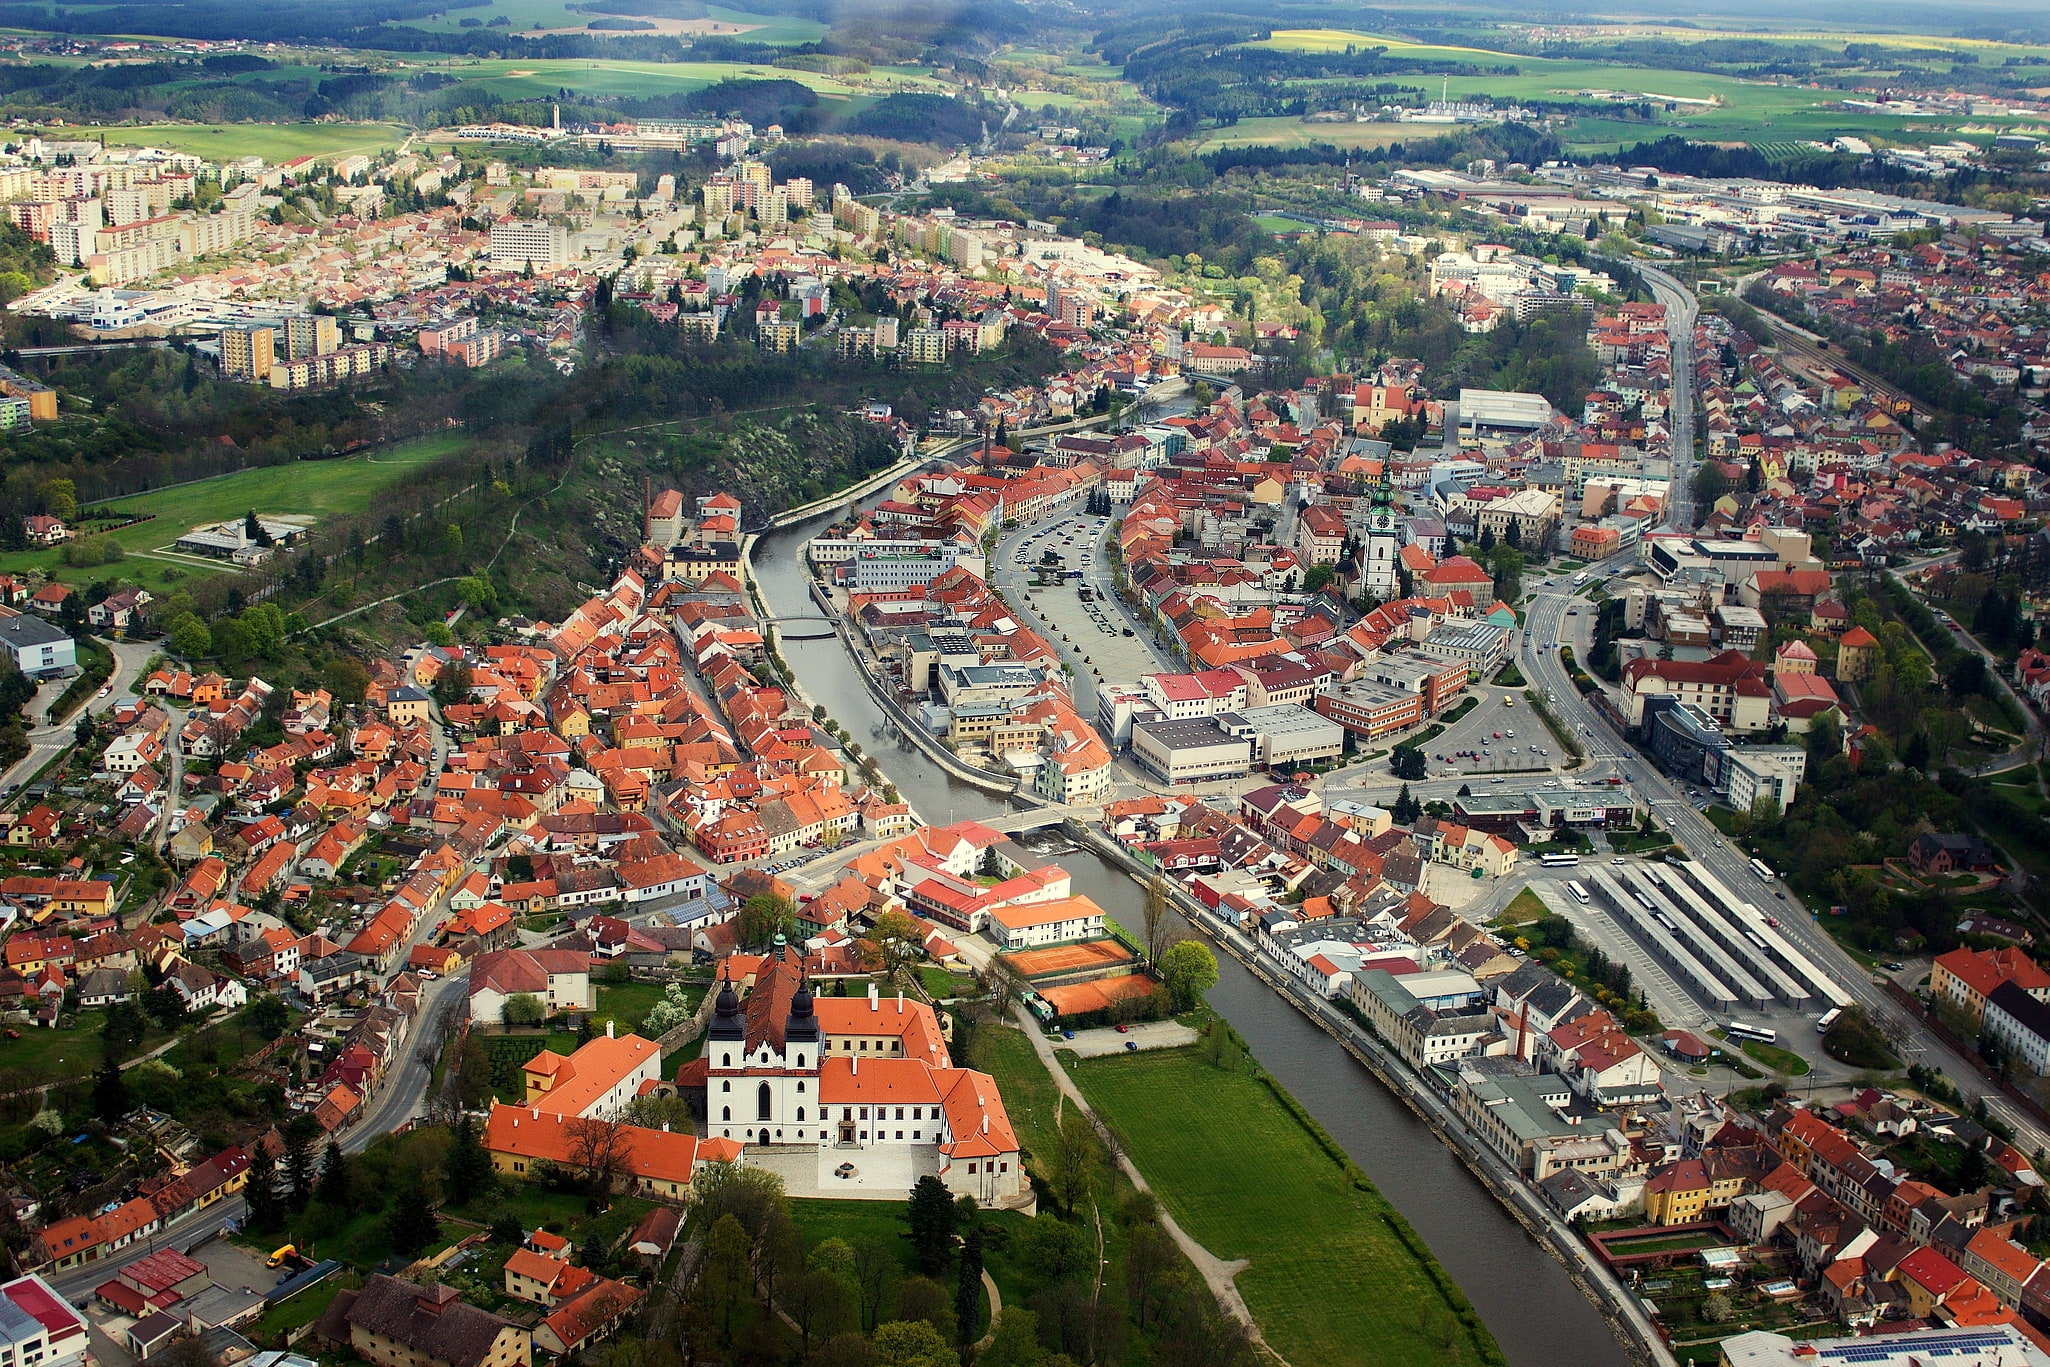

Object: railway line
[1765,318,1938,426]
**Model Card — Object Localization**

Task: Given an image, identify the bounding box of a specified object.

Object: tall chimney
[607,1019,615,1038]
[869,982,879,1012]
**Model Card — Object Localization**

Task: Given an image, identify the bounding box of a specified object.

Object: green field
[421,56,947,104]
[388,0,824,43]
[1073,1047,1498,1367]
[0,433,465,593]
[1245,28,2050,152]
[962,1023,1063,1162]
[57,122,408,162]
[1197,115,1438,153]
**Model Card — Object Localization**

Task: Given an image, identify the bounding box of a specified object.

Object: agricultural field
[1073,1045,1498,1367]
[418,56,950,104]
[390,0,823,43]
[57,122,408,162]
[1247,28,2050,153]
[1195,116,1421,153]
[0,433,463,594]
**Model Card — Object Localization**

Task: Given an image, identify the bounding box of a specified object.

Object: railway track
[1765,319,1939,425]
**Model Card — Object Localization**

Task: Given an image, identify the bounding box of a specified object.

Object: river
[750,517,1632,1367]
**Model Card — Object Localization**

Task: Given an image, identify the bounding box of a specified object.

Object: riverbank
[1069,824,1671,1367]
[1074,1043,1505,1367]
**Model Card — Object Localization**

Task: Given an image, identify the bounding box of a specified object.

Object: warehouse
[1458,388,1553,433]
[1212,703,1344,768]
[1130,719,1252,785]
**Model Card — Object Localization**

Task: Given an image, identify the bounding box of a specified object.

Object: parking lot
[1004,516,1167,705]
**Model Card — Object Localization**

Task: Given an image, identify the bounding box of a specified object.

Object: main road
[1522,580,2050,1156]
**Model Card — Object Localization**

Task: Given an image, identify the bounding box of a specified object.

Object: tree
[92,1052,127,1121]
[565,1117,624,1194]
[444,1113,493,1206]
[1160,940,1219,1012]
[736,894,795,948]
[102,999,149,1055]
[1142,870,1174,961]
[386,1176,440,1255]
[283,1113,320,1209]
[316,1140,351,1209]
[167,613,211,659]
[852,1236,898,1332]
[245,1143,285,1233]
[786,1268,852,1352]
[1946,650,1989,701]
[872,1321,959,1367]
[1391,784,1422,824]
[248,995,290,1040]
[1903,730,1932,772]
[1391,744,1427,781]
[864,909,924,976]
[954,1227,984,1349]
[697,1214,753,1345]
[1701,1291,1735,1324]
[144,985,187,1029]
[502,993,545,1027]
[907,1175,958,1276]
[1125,1223,1176,1326]
[1017,1214,1092,1282]
[457,1037,493,1108]
[1042,1110,1098,1217]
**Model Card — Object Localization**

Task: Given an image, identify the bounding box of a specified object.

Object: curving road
[37,967,471,1301]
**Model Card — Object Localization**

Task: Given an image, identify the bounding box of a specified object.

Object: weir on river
[749,517,1632,1367]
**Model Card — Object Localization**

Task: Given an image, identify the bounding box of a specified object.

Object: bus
[1726,1021,1778,1045]
[1744,931,1769,951]
[1750,857,1775,882]
[1573,573,1589,587]
[1656,913,1679,933]
[1078,587,1094,602]
[1815,1007,1844,1034]
[1539,853,1581,868]
[1566,880,1590,904]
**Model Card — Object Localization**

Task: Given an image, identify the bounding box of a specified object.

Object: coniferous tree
[443,1114,493,1207]
[92,1053,127,1122]
[245,1144,285,1234]
[316,1140,351,1209]
[907,1175,958,1277]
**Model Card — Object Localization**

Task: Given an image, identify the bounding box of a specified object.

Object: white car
[96,686,112,698]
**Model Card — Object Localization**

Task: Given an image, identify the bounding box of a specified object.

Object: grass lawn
[1072,1047,1498,1367]
[1710,1030,1812,1077]
[251,1279,344,1343]
[57,123,406,162]
[451,1186,655,1250]
[962,1023,1062,1163]
[593,981,667,1035]
[3,434,465,592]
[1494,888,1549,927]
[0,1011,116,1077]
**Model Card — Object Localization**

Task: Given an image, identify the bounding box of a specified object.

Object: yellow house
[1642,1160,1712,1225]
[386,686,433,725]
[1248,476,1284,506]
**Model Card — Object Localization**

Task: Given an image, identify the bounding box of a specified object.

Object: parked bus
[1539,853,1581,868]
[1566,880,1590,904]
[1815,1008,1844,1034]
[1744,931,1769,951]
[1750,857,1775,882]
[1656,913,1679,933]
[1726,1021,1778,1045]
